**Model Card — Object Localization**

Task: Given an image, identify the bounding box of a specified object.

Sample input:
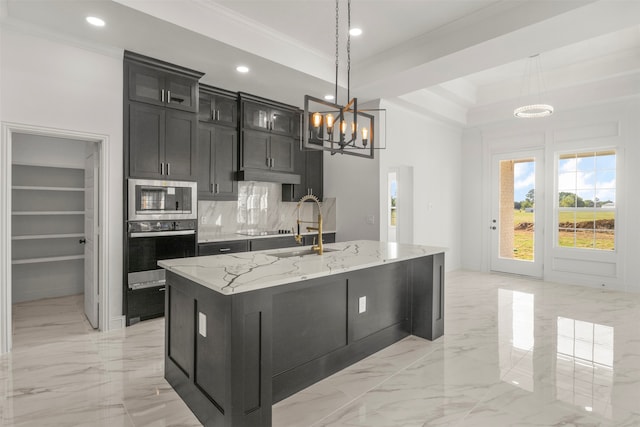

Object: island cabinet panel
[194,296,228,415]
[348,261,409,342]
[272,278,348,376]
[164,250,445,427]
[411,252,445,340]
[168,285,193,377]
[229,290,273,426]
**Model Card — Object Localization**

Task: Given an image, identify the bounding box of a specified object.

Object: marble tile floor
[3,271,640,426]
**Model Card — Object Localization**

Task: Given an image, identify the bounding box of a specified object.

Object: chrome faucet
[294,194,323,255]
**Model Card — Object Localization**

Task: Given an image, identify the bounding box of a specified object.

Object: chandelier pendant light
[302,0,375,159]
[514,54,554,119]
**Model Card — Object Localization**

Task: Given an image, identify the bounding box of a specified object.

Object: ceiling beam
[352,0,640,101]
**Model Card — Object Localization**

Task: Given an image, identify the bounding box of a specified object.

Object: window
[557,150,616,250]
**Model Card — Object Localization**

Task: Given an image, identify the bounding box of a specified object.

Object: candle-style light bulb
[362,126,369,147]
[312,112,322,128]
[326,114,334,130]
[340,120,347,135]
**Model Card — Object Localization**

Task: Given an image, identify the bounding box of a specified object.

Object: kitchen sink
[271,248,340,258]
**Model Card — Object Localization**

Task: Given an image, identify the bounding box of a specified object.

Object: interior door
[84,147,99,328]
[490,150,544,277]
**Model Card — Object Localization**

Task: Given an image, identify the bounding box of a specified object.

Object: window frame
[553,146,619,253]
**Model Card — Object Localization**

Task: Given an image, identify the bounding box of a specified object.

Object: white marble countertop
[159,240,446,295]
[198,230,337,244]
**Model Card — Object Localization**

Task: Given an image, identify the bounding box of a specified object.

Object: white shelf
[12,233,85,241]
[12,255,84,265]
[12,211,85,216]
[12,186,84,192]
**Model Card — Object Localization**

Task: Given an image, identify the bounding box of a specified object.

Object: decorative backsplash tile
[198,182,335,239]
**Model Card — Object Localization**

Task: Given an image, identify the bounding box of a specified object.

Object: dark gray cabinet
[198,122,238,200]
[125,51,203,181]
[165,252,445,426]
[249,236,297,251]
[127,61,199,113]
[303,232,335,246]
[129,103,197,180]
[283,145,323,202]
[242,100,296,136]
[198,240,249,256]
[241,129,294,173]
[199,86,237,127]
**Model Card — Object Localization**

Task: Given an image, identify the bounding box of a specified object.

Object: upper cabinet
[197,85,239,201]
[199,86,237,127]
[126,53,201,113]
[238,94,300,182]
[198,122,238,201]
[124,51,203,180]
[242,99,297,137]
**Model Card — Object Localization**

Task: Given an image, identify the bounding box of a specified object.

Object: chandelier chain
[334,0,339,102]
[347,0,351,102]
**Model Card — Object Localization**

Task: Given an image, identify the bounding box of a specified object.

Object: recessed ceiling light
[349,28,362,36]
[86,16,105,27]
[324,94,335,101]
[236,65,249,73]
[585,406,593,412]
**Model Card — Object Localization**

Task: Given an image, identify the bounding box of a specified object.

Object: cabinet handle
[215,110,220,121]
[161,89,165,103]
[215,183,219,193]
[219,248,231,252]
[167,163,170,175]
[210,183,214,193]
[160,163,164,175]
[271,158,275,168]
[167,90,171,103]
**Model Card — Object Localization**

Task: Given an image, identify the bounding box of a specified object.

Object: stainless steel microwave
[128,179,197,221]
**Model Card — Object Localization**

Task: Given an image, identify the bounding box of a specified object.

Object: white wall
[378,100,463,271]
[461,99,640,292]
[323,150,380,242]
[1,27,124,325]
[460,128,484,271]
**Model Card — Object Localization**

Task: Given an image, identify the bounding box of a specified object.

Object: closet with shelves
[11,164,86,301]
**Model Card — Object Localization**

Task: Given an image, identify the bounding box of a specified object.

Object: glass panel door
[491,150,544,277]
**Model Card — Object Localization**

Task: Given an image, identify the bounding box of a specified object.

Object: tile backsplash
[198,182,335,238]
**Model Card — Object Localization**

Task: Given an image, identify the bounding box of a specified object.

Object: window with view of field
[557,151,616,250]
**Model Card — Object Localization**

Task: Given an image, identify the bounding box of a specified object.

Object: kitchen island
[158,240,445,427]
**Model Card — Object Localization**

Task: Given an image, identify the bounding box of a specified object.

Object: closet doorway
[1,124,110,353]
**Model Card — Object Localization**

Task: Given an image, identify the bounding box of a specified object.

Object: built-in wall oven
[126,179,197,325]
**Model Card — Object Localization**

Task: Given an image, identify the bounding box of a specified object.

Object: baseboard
[109,315,126,331]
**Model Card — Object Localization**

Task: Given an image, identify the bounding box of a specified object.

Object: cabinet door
[241,129,270,170]
[214,95,238,127]
[197,123,214,199]
[213,127,238,200]
[199,240,248,255]
[198,91,215,122]
[129,103,164,178]
[165,73,198,112]
[270,107,296,136]
[306,149,323,200]
[269,134,294,172]
[128,64,165,107]
[165,109,197,180]
[242,101,271,132]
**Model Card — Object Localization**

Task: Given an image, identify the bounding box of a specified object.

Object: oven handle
[130,230,196,238]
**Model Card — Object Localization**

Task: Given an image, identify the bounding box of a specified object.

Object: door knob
[490,226,496,230]
[79,239,87,244]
